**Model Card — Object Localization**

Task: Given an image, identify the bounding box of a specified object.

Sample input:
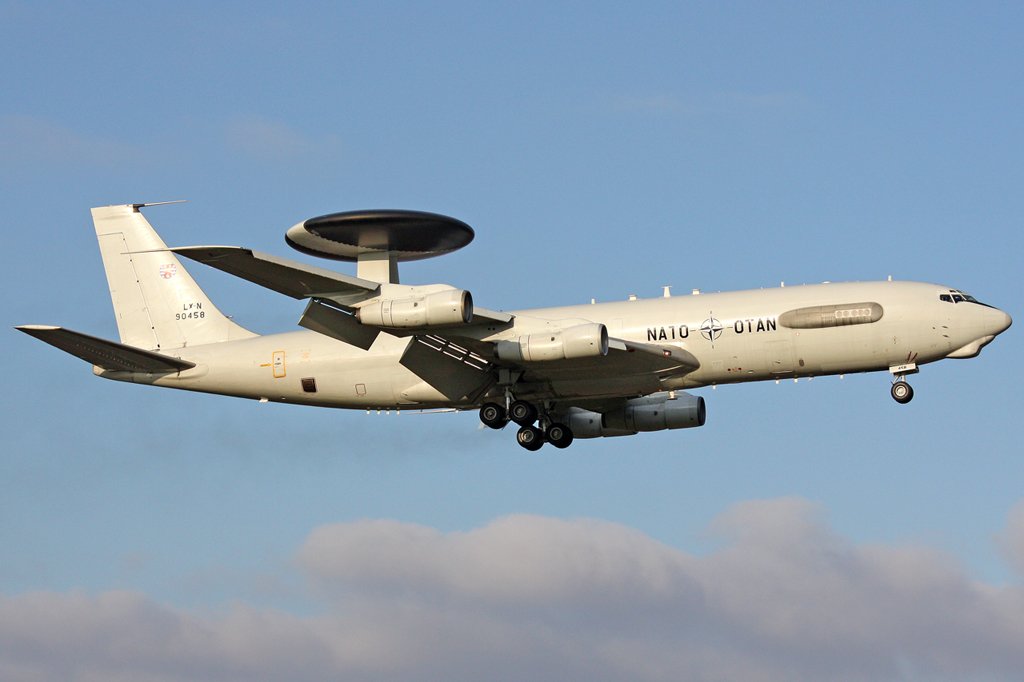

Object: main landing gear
[479,400,574,450]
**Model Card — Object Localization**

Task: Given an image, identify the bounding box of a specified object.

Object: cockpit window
[939,289,987,306]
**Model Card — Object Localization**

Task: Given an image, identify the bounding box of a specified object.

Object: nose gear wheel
[891,379,914,404]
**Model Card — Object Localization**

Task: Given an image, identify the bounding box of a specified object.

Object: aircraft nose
[989,307,1012,336]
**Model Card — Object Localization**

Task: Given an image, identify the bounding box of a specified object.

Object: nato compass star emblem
[700,315,723,344]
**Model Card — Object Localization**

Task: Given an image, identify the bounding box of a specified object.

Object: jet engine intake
[495,323,609,362]
[356,289,473,328]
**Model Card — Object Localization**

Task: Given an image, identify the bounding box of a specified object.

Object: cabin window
[940,294,952,303]
[301,377,317,393]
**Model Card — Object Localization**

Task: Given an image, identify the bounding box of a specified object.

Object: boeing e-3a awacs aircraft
[17,203,1012,450]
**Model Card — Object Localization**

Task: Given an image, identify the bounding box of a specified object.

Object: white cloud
[3,499,1024,682]
[0,115,142,167]
[224,117,341,160]
[299,515,691,604]
[999,500,1024,576]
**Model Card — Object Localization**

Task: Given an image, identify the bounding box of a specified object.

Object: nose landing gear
[888,360,918,405]
[891,379,914,404]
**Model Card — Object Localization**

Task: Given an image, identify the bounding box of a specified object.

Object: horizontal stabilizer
[16,325,196,373]
[172,246,380,306]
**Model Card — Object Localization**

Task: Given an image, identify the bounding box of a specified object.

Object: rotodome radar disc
[285,209,474,262]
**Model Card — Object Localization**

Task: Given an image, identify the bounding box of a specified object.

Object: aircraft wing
[174,247,515,328]
[16,325,196,373]
[590,336,698,374]
[171,245,694,398]
[172,246,381,306]
[396,332,699,403]
[513,337,698,390]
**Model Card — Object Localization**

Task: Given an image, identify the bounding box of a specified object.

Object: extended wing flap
[16,325,196,373]
[297,299,380,350]
[400,335,495,402]
[172,246,379,306]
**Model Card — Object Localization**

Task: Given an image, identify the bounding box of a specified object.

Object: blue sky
[2,2,1022,680]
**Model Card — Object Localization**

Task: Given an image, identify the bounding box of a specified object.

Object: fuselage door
[764,339,796,376]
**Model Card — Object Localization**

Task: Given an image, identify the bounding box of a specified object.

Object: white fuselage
[98,280,1009,410]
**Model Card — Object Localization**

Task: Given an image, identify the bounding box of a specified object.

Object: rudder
[92,203,257,350]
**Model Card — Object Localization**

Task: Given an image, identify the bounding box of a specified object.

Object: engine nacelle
[565,407,636,439]
[567,392,706,439]
[494,323,609,362]
[605,392,706,432]
[355,289,473,328]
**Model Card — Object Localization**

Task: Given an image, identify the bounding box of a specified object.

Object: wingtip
[15,324,61,332]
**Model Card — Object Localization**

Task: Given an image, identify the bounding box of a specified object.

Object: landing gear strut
[889,360,918,405]
[891,378,914,404]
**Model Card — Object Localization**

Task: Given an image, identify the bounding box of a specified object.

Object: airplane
[16,203,1012,450]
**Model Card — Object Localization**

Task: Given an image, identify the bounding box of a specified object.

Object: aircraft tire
[891,380,914,404]
[509,400,538,425]
[516,425,544,451]
[479,402,508,429]
[546,423,574,449]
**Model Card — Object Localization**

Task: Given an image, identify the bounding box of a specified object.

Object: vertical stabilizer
[92,203,257,350]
